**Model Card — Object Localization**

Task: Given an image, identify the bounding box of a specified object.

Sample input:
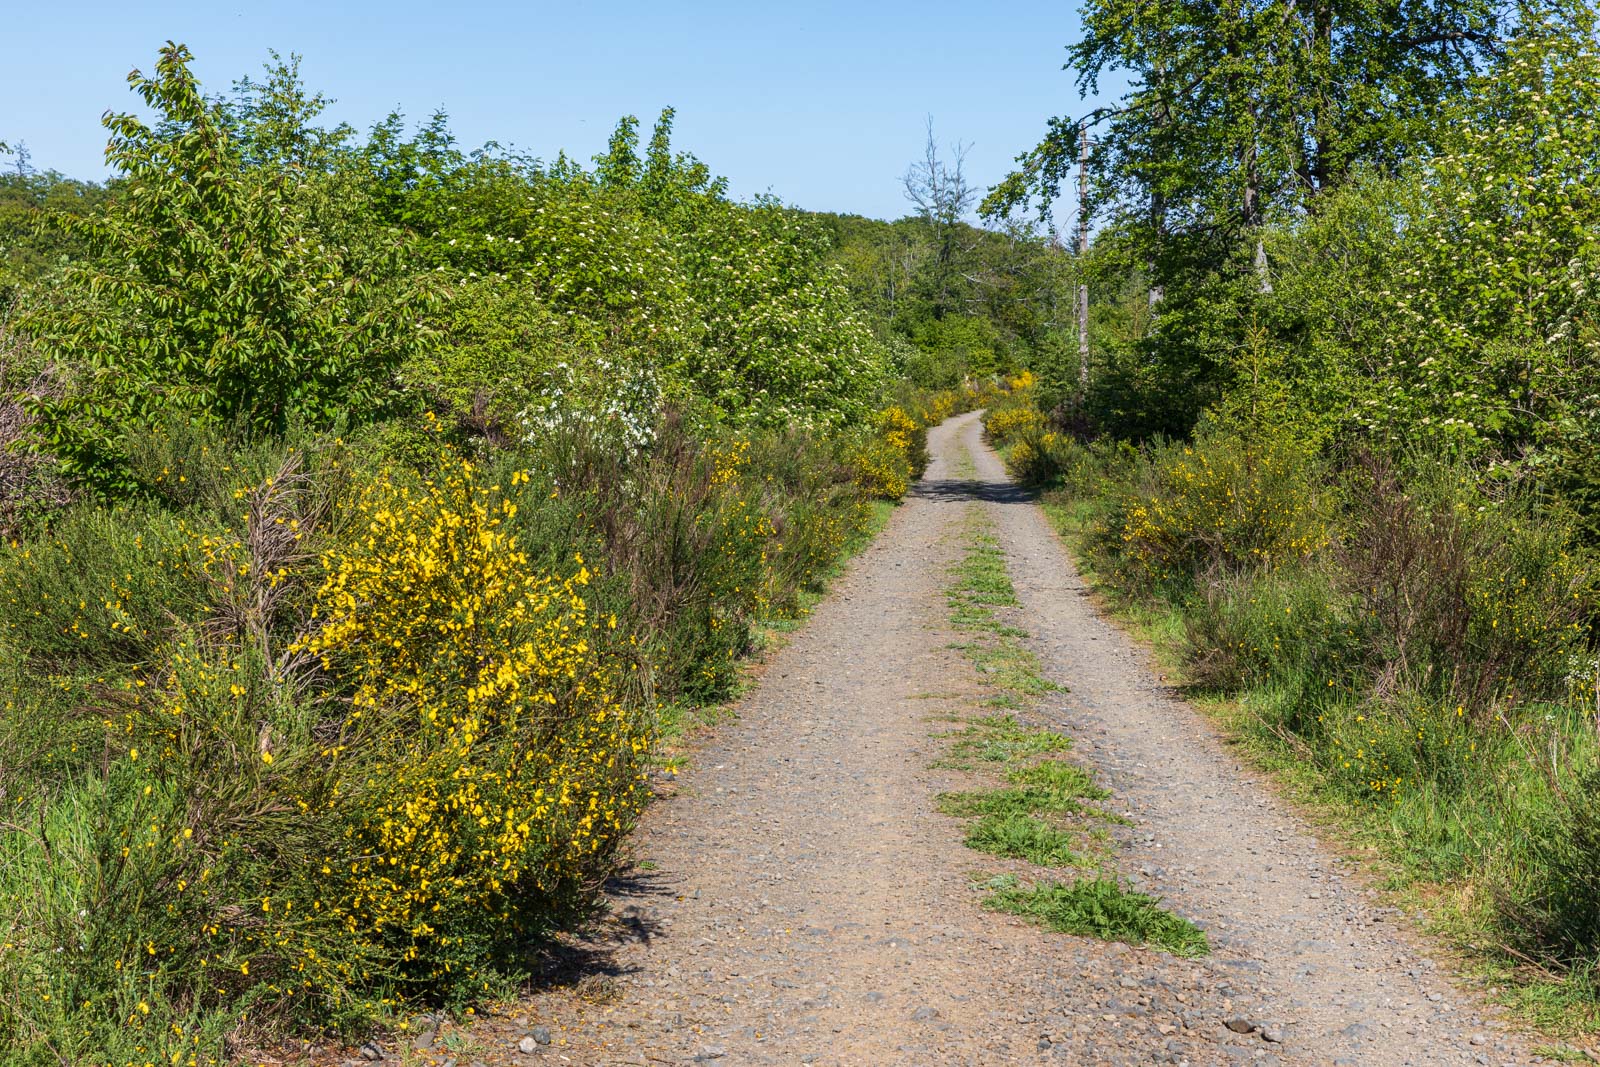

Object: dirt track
[453,412,1540,1066]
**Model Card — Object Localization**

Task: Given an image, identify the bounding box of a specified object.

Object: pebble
[529,1025,552,1045]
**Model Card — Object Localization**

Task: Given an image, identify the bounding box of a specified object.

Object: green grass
[1008,758,1110,800]
[945,513,1060,704]
[935,713,1071,770]
[965,812,1087,867]
[937,761,1112,819]
[935,506,1207,958]
[980,875,1210,958]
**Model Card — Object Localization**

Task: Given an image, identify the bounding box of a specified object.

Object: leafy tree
[1251,4,1600,459]
[990,0,1516,249]
[17,42,431,494]
[224,50,355,173]
[983,0,1545,436]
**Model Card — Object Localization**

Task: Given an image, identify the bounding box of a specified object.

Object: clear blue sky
[5,1,1119,223]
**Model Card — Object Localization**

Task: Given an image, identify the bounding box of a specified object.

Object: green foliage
[224,50,355,172]
[1036,400,1600,991]
[813,208,1077,392]
[1102,421,1330,594]
[990,1,1600,449]
[988,0,1515,292]
[965,812,1087,867]
[17,43,431,495]
[0,147,109,300]
[981,875,1210,957]
[1249,14,1600,469]
[0,42,912,1059]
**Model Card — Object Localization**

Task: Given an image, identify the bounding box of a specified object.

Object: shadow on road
[910,475,1035,505]
[527,869,676,988]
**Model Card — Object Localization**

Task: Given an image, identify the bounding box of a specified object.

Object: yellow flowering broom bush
[1110,427,1330,591]
[981,403,1044,448]
[299,459,650,992]
[846,405,927,500]
[0,453,656,1064]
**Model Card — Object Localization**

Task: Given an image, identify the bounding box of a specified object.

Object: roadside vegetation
[937,505,1208,958]
[0,44,1067,1065]
[980,0,1600,1028]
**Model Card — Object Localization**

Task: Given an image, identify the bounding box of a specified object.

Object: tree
[224,50,354,173]
[18,43,430,494]
[987,0,1519,283]
[903,118,978,319]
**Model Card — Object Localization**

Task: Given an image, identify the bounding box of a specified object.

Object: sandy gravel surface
[335,412,1545,1067]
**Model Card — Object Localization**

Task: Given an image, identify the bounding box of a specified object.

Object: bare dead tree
[902,117,979,319]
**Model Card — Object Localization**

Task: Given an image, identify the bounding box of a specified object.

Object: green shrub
[1339,455,1593,717]
[1183,564,1363,705]
[0,503,200,672]
[17,45,430,496]
[1102,423,1329,595]
[502,414,875,707]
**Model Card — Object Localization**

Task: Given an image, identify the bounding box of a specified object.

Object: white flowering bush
[518,355,664,457]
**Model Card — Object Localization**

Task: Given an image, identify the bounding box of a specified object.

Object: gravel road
[442,412,1543,1067]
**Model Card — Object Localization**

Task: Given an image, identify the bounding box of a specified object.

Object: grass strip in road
[939,502,1207,957]
[965,812,1089,867]
[935,713,1069,769]
[938,760,1112,819]
[944,522,1060,706]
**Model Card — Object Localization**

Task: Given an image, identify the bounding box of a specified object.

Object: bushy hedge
[0,397,913,1062]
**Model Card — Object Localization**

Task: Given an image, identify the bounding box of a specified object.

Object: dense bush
[0,398,905,1061]
[17,46,431,496]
